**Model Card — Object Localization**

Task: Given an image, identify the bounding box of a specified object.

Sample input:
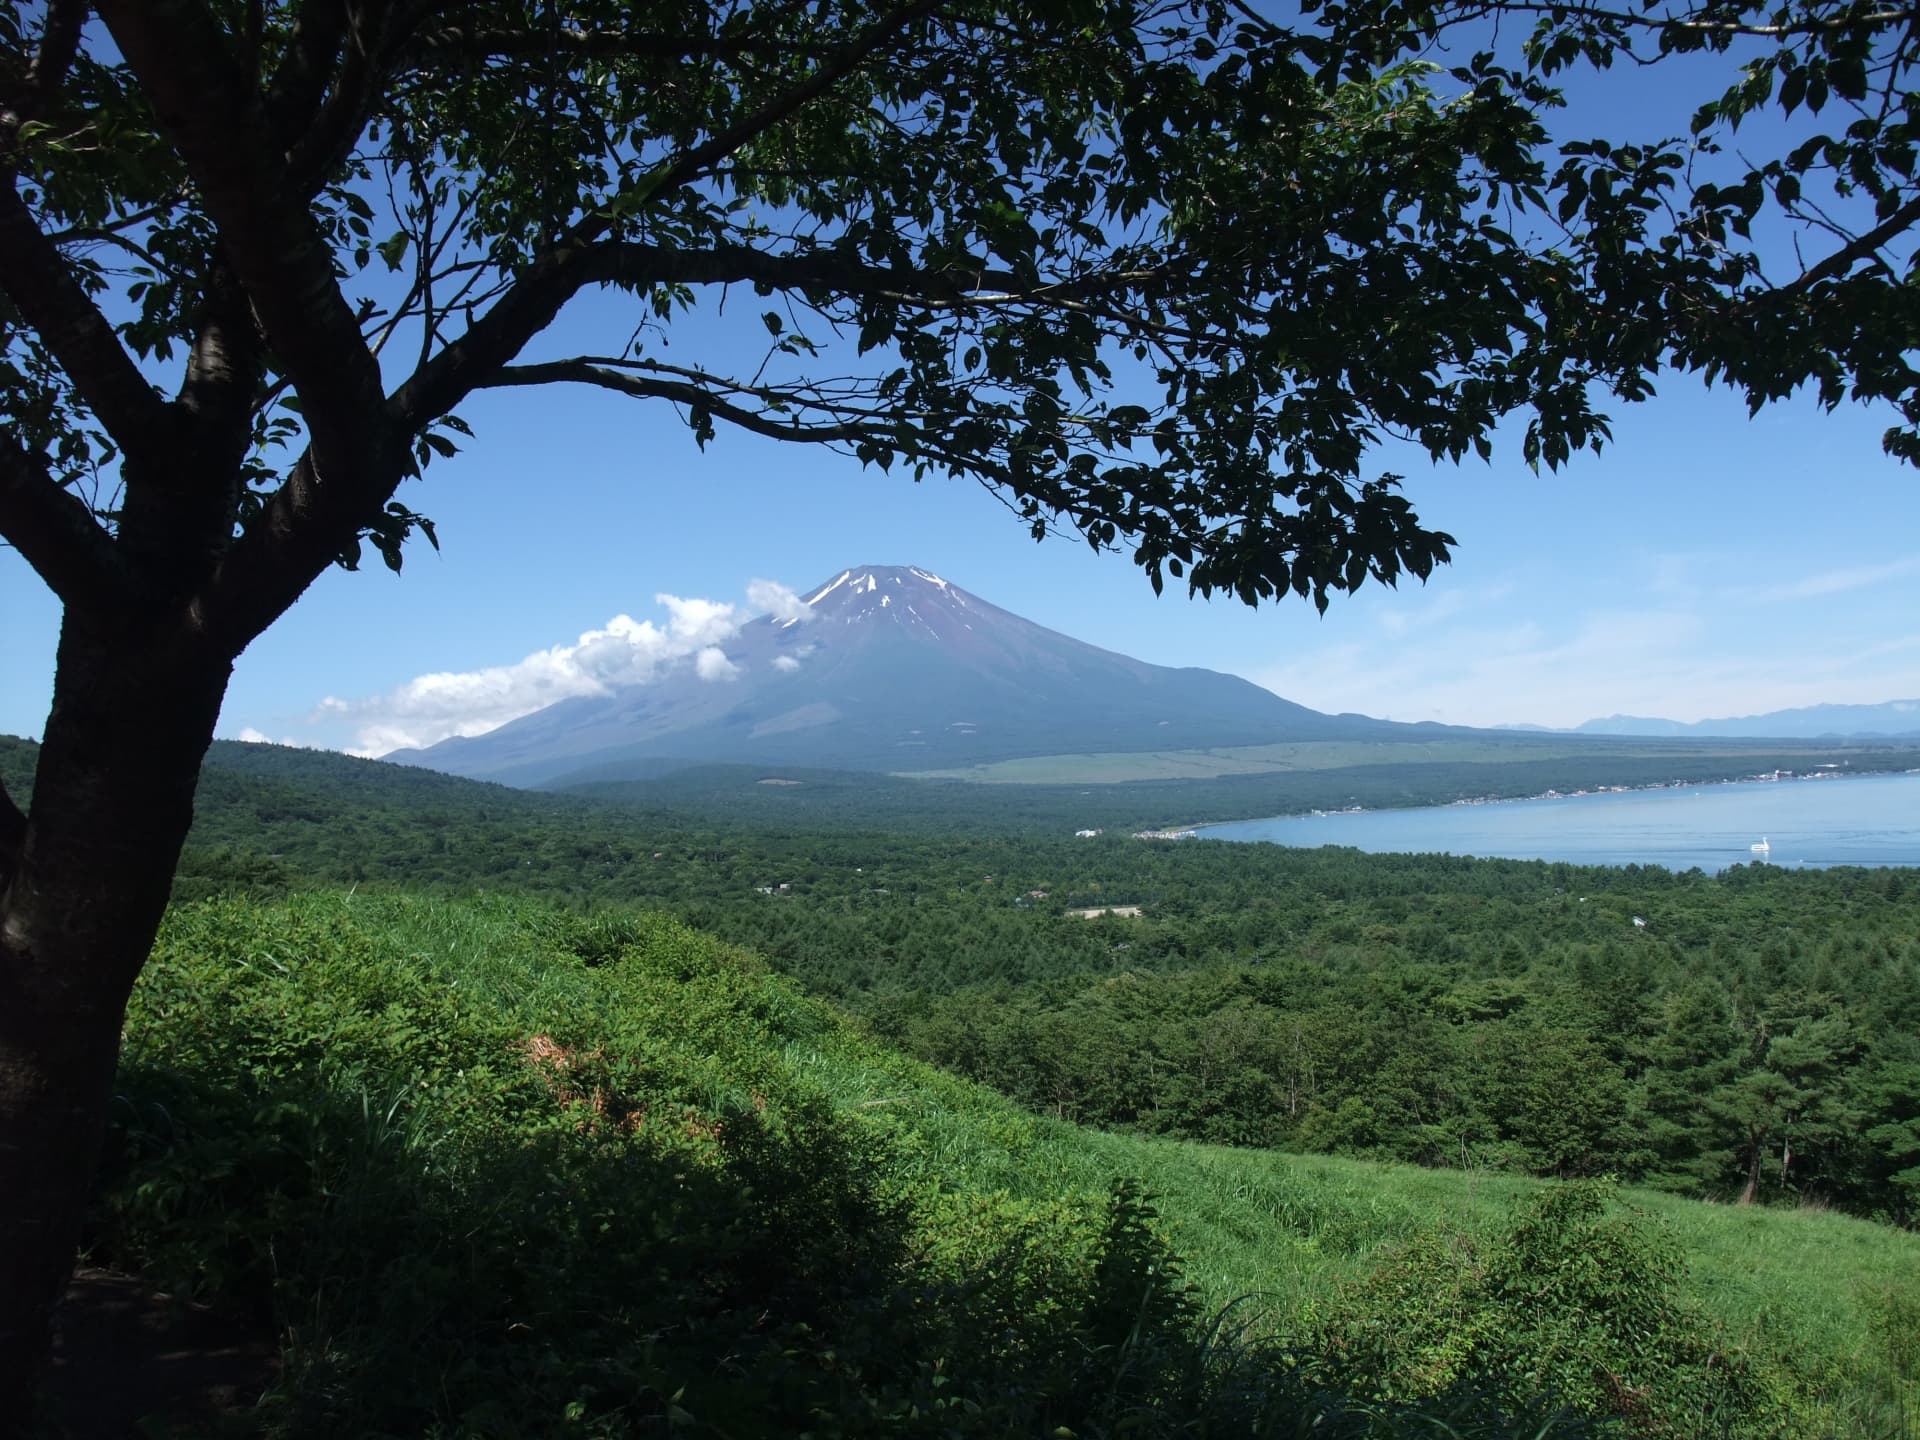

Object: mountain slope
[390,565,1417,785]
[1574,700,1920,739]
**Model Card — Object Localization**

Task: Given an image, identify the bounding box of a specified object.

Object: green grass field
[96,889,1920,1436]
[805,991,1920,1428]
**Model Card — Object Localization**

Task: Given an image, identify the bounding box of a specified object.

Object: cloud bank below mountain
[298,582,804,755]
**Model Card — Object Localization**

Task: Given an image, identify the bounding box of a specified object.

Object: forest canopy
[6,0,1918,620]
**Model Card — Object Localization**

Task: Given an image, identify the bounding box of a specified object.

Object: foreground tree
[1305,0,1920,454]
[1,0,1916,1420]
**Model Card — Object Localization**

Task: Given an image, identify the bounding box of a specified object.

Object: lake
[1196,771,1920,872]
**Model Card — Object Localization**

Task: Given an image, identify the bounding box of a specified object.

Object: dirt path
[42,1269,279,1437]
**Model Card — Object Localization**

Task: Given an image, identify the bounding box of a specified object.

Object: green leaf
[376,231,411,271]
[1830,56,1868,103]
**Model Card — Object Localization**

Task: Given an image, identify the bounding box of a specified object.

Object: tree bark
[0,605,230,1436]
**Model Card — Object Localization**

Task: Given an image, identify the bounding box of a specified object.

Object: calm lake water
[1197,771,1920,872]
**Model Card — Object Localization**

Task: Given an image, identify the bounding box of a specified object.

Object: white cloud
[695,646,740,681]
[1373,584,1502,637]
[233,726,317,748]
[748,578,813,623]
[1249,594,1920,730]
[772,654,802,673]
[296,578,830,756]
[319,591,747,755]
[1253,610,1692,728]
[1769,554,1920,601]
[657,594,740,647]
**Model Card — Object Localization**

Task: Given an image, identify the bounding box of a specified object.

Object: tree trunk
[0,607,230,1436]
[1739,1135,1764,1206]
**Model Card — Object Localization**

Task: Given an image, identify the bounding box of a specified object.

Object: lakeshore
[1191,768,1920,872]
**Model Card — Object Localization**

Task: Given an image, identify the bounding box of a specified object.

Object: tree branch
[1784,192,1920,293]
[382,2,1020,428]
[478,359,1066,516]
[200,444,394,658]
[16,0,87,116]
[264,0,351,150]
[479,360,869,444]
[0,183,177,468]
[1443,0,1918,41]
[286,1,416,191]
[560,354,905,419]
[388,237,1155,430]
[519,0,951,265]
[176,263,267,472]
[635,0,947,208]
[479,358,1144,532]
[407,24,811,64]
[100,0,414,653]
[44,196,190,247]
[98,0,389,458]
[0,430,128,610]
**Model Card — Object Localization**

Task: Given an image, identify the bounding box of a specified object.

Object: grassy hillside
[81,889,1920,1437]
[6,734,1913,1221]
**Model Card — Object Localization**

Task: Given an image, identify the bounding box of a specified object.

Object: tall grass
[84,891,1919,1437]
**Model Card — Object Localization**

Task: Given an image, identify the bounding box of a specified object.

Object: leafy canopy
[1,0,1910,629]
[1308,0,1920,457]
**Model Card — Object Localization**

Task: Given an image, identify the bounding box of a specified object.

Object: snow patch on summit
[806,570,854,606]
[797,566,976,640]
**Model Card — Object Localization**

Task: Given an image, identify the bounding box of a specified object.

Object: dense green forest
[8,736,1914,1225]
[121,731,1920,839]
[5,733,1917,1433]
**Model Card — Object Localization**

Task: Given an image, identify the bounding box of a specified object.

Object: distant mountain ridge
[388,564,1432,787]
[1569,700,1920,740]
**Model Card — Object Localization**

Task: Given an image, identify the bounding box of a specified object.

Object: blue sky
[5,32,1918,753]
[6,356,1917,753]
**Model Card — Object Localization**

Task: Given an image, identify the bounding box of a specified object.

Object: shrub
[1311,1181,1793,1437]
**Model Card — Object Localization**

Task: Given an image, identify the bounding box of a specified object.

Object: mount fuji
[388,565,1420,786]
